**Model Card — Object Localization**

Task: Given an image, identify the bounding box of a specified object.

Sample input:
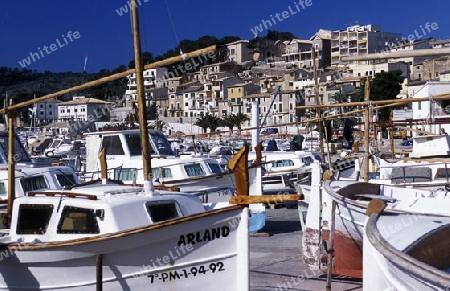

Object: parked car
[261,128,278,135]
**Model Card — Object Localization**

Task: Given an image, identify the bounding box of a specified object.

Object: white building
[411,81,450,134]
[58,96,114,122]
[33,98,61,123]
[125,67,169,100]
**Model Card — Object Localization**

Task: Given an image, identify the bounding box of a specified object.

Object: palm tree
[195,114,221,134]
[194,115,210,133]
[233,113,250,135]
[220,115,235,136]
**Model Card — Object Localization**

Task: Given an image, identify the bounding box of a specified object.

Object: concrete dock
[250,208,363,291]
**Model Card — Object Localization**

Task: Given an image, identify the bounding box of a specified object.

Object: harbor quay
[250,208,363,291]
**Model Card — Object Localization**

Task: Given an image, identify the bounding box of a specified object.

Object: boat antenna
[130,0,154,194]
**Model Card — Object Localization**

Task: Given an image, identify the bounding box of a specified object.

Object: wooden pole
[96,254,103,291]
[312,48,324,160]
[7,98,15,228]
[131,0,152,192]
[295,93,450,110]
[389,127,395,158]
[363,78,370,182]
[325,200,336,291]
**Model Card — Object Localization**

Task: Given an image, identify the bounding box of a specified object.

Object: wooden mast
[363,77,370,182]
[6,98,15,228]
[312,48,324,159]
[130,0,152,193]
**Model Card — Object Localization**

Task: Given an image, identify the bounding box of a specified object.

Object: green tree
[233,113,250,135]
[367,70,405,121]
[128,52,155,69]
[194,115,210,133]
[220,115,235,135]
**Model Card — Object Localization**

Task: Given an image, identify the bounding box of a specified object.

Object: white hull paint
[364,213,450,290]
[0,206,249,290]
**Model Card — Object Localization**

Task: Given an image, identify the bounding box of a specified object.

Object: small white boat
[302,163,450,278]
[83,130,236,203]
[364,200,450,290]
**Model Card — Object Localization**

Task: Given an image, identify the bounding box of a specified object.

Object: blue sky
[1,0,449,73]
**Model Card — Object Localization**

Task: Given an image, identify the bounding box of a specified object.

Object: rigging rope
[164,0,185,59]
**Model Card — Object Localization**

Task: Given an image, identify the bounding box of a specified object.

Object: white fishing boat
[0,131,80,228]
[248,150,318,196]
[302,162,450,278]
[364,200,450,290]
[82,129,236,203]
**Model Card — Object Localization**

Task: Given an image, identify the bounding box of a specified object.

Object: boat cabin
[7,184,206,243]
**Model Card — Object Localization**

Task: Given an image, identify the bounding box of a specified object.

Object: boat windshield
[125,132,174,156]
[0,133,32,163]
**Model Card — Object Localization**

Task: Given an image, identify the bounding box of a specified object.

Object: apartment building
[58,96,113,122]
[331,24,401,66]
[125,67,169,100]
[227,83,261,115]
[33,98,61,123]
[226,40,253,64]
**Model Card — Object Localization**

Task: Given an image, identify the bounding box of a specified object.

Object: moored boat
[302,165,450,278]
[364,200,450,290]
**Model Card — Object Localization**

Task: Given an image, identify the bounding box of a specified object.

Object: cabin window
[152,168,173,179]
[435,168,450,179]
[302,157,314,166]
[150,133,174,156]
[57,206,100,234]
[101,136,125,155]
[0,134,31,163]
[272,160,294,168]
[184,163,206,177]
[114,168,137,181]
[20,176,48,192]
[146,201,180,223]
[16,204,53,234]
[206,162,223,174]
[124,134,142,155]
[56,174,77,187]
[0,183,5,195]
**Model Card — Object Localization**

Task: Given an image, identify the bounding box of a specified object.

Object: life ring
[45,151,55,157]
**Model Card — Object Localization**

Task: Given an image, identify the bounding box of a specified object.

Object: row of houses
[31,23,450,133]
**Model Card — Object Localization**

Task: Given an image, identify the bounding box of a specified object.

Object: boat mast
[130,0,153,193]
[6,97,15,228]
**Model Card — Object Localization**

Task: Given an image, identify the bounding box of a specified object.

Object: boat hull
[0,206,249,290]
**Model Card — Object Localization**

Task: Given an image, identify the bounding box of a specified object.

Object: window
[152,167,173,179]
[114,168,137,181]
[56,174,77,187]
[150,132,174,155]
[49,104,52,108]
[17,204,53,234]
[272,160,294,168]
[206,162,222,174]
[20,176,48,192]
[0,183,5,195]
[0,134,31,163]
[57,206,100,234]
[40,104,43,108]
[101,136,124,155]
[184,163,206,177]
[146,202,180,223]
